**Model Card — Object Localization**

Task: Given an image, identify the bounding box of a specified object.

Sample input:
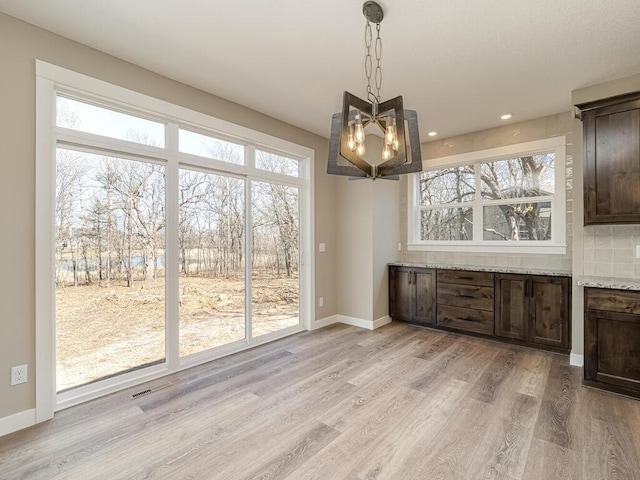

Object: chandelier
[327,1,422,180]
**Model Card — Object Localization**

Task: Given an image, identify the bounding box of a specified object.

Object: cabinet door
[586,309,640,396]
[495,274,529,341]
[584,99,640,224]
[414,269,436,325]
[529,276,569,349]
[389,267,414,322]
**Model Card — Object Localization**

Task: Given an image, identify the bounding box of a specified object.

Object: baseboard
[372,315,392,329]
[313,314,391,331]
[569,353,584,367]
[313,315,339,329]
[337,314,391,330]
[336,315,373,330]
[0,408,36,437]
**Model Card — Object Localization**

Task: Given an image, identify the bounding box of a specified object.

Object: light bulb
[393,137,399,151]
[382,143,392,160]
[347,122,356,151]
[356,142,365,156]
[354,113,365,143]
[347,133,356,151]
[384,116,395,145]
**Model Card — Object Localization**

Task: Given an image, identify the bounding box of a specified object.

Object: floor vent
[130,382,172,399]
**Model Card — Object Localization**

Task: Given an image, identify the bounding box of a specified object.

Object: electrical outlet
[319,243,326,252]
[319,297,324,307]
[11,364,27,386]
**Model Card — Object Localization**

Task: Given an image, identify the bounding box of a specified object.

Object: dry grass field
[55,275,299,391]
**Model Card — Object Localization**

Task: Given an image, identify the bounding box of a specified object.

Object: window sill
[406,243,567,255]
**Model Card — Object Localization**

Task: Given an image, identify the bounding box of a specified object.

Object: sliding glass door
[178,168,246,357]
[55,149,166,392]
[252,180,300,337]
[43,77,310,408]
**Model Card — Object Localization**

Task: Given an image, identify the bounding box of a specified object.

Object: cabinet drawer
[436,304,494,335]
[586,288,640,314]
[437,283,494,311]
[437,269,494,287]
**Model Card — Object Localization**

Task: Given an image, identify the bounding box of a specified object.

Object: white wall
[336,176,375,321]
[372,179,401,320]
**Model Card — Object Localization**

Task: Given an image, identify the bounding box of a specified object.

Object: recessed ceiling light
[500,114,512,120]
[428,131,437,137]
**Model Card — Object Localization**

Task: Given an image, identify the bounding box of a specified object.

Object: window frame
[36,61,314,419]
[407,137,566,254]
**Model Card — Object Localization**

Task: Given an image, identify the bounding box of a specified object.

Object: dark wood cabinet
[495,274,570,352]
[436,270,495,335]
[388,266,436,326]
[530,276,570,349]
[389,266,571,354]
[495,274,529,341]
[585,288,640,398]
[581,93,640,224]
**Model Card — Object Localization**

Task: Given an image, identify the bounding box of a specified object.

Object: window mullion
[165,123,180,368]
[245,145,255,344]
[481,195,554,206]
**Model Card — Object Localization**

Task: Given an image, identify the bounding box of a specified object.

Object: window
[178,128,245,165]
[408,137,566,253]
[255,149,300,177]
[36,61,313,414]
[57,95,165,147]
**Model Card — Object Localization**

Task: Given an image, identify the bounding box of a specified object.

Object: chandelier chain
[374,23,382,101]
[364,20,382,104]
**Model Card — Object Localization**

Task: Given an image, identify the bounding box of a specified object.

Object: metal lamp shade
[327,91,423,179]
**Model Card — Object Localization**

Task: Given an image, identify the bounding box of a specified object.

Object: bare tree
[420,154,554,241]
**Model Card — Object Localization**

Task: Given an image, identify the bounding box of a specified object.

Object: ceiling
[2,0,640,141]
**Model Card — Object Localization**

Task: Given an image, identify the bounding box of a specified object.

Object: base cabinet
[389,267,436,326]
[585,288,640,398]
[389,266,571,354]
[495,274,570,351]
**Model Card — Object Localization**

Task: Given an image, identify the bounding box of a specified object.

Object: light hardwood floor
[2,322,640,479]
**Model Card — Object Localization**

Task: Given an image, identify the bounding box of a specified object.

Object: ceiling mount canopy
[328,1,422,180]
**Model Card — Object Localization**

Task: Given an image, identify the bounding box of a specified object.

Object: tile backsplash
[583,226,640,278]
[401,112,573,273]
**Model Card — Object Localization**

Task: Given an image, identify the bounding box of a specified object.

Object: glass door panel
[251,180,300,337]
[55,149,166,392]
[179,169,246,356]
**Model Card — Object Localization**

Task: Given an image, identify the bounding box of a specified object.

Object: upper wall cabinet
[581,93,640,224]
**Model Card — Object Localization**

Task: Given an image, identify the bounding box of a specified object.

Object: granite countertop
[388,262,572,277]
[576,275,640,291]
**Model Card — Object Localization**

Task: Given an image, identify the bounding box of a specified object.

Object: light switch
[319,243,326,252]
